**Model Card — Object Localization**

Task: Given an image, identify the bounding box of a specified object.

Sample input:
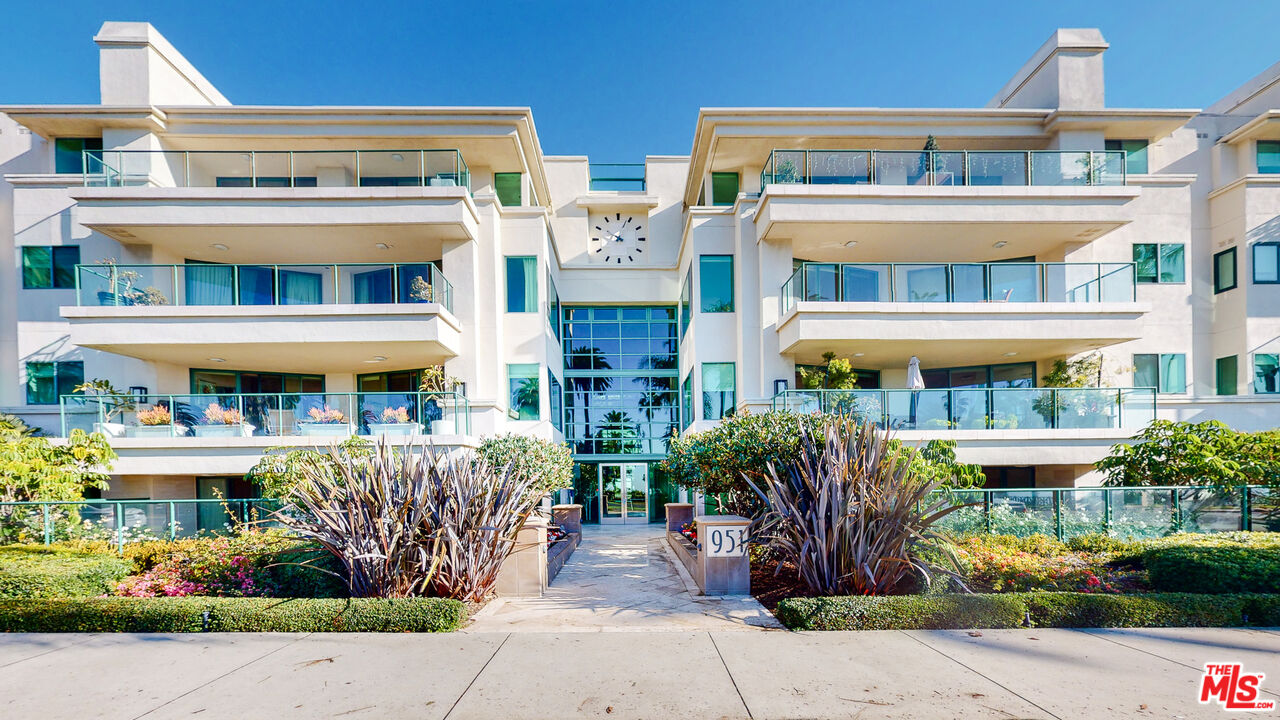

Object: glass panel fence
[988,263,1041,302]
[1178,487,1244,533]
[988,489,1057,537]
[1108,488,1174,539]
[1060,488,1107,539]
[931,151,965,186]
[773,388,1153,432]
[841,264,890,302]
[967,152,1028,186]
[761,151,1126,188]
[61,392,471,439]
[78,263,452,312]
[1250,487,1280,532]
[785,263,1135,305]
[808,150,870,184]
[873,151,928,185]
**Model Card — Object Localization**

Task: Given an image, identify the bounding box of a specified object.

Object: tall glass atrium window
[1258,141,1280,174]
[562,306,678,456]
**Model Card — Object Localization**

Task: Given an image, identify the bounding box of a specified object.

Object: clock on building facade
[590,211,646,264]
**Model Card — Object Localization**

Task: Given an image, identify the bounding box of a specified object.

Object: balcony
[61,391,471,439]
[760,149,1127,188]
[71,149,478,249]
[771,387,1155,432]
[61,263,460,372]
[754,149,1138,255]
[777,262,1147,366]
[589,163,646,192]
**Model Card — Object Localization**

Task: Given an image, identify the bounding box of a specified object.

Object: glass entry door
[599,463,649,524]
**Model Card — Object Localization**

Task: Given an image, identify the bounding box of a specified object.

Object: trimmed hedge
[775,594,1025,631]
[775,592,1280,631]
[0,597,467,633]
[1143,546,1280,594]
[0,546,132,599]
[1021,592,1248,628]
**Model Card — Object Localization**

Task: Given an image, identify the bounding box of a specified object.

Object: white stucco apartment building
[2,24,1278,520]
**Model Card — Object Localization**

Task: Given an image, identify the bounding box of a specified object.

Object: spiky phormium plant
[748,417,964,596]
[275,440,541,600]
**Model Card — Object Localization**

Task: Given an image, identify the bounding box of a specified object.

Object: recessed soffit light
[211,243,228,251]
[375,243,391,250]
[993,241,1008,249]
[844,241,858,248]
[208,357,225,363]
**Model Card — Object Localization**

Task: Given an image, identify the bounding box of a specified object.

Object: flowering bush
[380,406,410,423]
[135,406,171,426]
[114,536,270,597]
[306,406,347,424]
[203,403,243,425]
[953,535,1147,594]
[679,521,697,543]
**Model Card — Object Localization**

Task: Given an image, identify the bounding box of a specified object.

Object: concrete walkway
[1,628,1276,718]
[467,522,780,632]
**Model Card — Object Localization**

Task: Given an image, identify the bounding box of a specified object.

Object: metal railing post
[419,150,426,186]
[1241,488,1251,531]
[43,503,52,546]
[1103,490,1113,534]
[354,150,361,187]
[1026,151,1033,185]
[115,503,125,553]
[1053,490,1063,541]
[289,151,295,187]
[1171,489,1181,531]
[168,501,176,541]
[184,152,190,187]
[233,265,241,306]
[250,151,257,188]
[983,491,993,534]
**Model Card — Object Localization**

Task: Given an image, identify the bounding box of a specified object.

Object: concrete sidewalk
[2,628,1277,719]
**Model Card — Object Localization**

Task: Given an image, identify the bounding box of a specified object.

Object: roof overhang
[1043,109,1200,140]
[0,106,167,137]
[1220,110,1280,145]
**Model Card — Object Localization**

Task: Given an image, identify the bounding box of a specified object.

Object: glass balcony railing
[780,262,1136,313]
[75,262,453,313]
[760,149,1126,188]
[60,391,471,439]
[589,163,647,191]
[770,387,1156,431]
[81,149,471,191]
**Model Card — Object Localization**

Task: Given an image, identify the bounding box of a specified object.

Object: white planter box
[193,424,244,438]
[367,422,422,437]
[430,419,459,435]
[299,423,353,438]
[126,425,178,438]
[92,422,127,438]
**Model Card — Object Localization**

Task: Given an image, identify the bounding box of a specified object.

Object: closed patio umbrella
[907,356,925,428]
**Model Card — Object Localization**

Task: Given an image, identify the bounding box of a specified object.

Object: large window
[1105,139,1149,175]
[681,369,694,429]
[1214,248,1237,294]
[699,255,734,312]
[1254,242,1280,284]
[701,363,736,420]
[508,363,541,421]
[1258,141,1280,174]
[21,246,80,289]
[505,256,537,312]
[26,361,83,405]
[1134,353,1186,394]
[548,370,563,432]
[1256,354,1279,394]
[54,138,102,174]
[191,369,323,394]
[547,270,561,340]
[1132,243,1184,284]
[1216,356,1238,396]
[562,306,679,456]
[679,268,692,337]
[495,172,522,207]
[711,172,739,206]
[920,362,1035,389]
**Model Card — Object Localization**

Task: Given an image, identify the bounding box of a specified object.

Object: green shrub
[774,594,1026,631]
[1242,594,1280,626]
[1066,533,1139,555]
[474,433,574,498]
[1143,546,1280,593]
[0,546,132,598]
[0,597,466,633]
[1018,592,1249,628]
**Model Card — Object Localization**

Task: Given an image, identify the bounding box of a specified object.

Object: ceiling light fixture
[391,153,404,162]
[993,241,1008,249]
[375,243,391,250]
[844,241,858,248]
[853,352,865,358]
[1003,352,1018,357]
[211,243,228,251]
[363,356,389,364]
[208,357,225,363]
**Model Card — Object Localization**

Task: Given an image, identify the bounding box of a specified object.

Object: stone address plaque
[704,525,747,557]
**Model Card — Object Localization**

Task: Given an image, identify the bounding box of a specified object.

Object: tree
[797,351,860,390]
[1096,419,1280,488]
[0,429,116,502]
[473,433,574,498]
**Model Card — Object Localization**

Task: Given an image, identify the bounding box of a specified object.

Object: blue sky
[3,1,1279,159]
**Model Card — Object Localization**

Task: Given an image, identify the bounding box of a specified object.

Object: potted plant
[193,402,245,437]
[299,405,353,437]
[126,405,178,438]
[73,379,135,437]
[366,405,421,437]
[418,365,462,434]
[408,275,435,303]
[95,259,170,307]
